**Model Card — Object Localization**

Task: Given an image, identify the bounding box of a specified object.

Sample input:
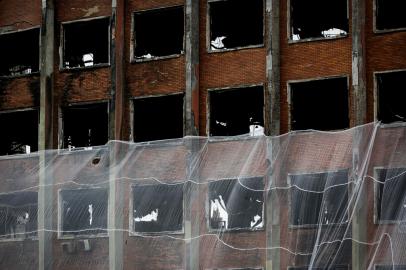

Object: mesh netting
[0,122,405,269]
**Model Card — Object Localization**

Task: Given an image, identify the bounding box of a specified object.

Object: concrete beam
[39,0,55,269]
[184,0,200,136]
[352,0,367,126]
[266,0,281,136]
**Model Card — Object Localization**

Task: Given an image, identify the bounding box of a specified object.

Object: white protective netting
[0,122,405,269]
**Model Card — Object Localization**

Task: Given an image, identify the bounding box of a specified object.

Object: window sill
[0,71,40,80]
[374,28,406,35]
[207,44,264,54]
[129,229,184,236]
[208,226,265,233]
[288,34,348,44]
[131,53,184,63]
[0,236,38,242]
[59,63,110,72]
[58,232,108,240]
[288,222,349,229]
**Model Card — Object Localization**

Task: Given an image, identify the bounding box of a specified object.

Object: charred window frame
[208,85,265,136]
[375,70,406,124]
[288,0,349,42]
[374,0,406,32]
[0,191,38,240]
[0,109,39,156]
[130,183,184,234]
[131,93,184,142]
[61,17,110,69]
[58,188,108,238]
[207,177,265,232]
[131,6,185,62]
[288,76,349,131]
[374,168,406,224]
[0,27,40,77]
[288,170,349,228]
[60,102,109,150]
[207,0,264,52]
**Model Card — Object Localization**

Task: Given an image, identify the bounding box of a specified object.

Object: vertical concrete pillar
[39,0,55,269]
[266,138,281,270]
[266,0,281,136]
[184,0,200,136]
[109,0,125,269]
[352,0,367,126]
[185,138,202,270]
[352,1,367,269]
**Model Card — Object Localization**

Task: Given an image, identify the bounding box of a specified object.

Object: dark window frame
[59,101,110,150]
[0,191,38,241]
[287,76,350,132]
[60,16,111,71]
[374,167,406,224]
[207,177,265,233]
[288,169,350,228]
[374,69,406,124]
[0,27,41,78]
[131,93,185,143]
[58,187,109,239]
[207,84,265,137]
[373,0,406,33]
[287,0,349,43]
[129,182,185,235]
[131,5,185,63]
[207,0,265,53]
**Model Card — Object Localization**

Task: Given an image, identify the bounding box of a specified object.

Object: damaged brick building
[0,0,405,269]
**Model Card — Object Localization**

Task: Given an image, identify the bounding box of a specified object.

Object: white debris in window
[134,209,159,222]
[211,36,226,50]
[88,204,93,225]
[215,120,227,127]
[83,53,94,67]
[210,195,229,229]
[321,28,347,38]
[250,214,263,228]
[249,125,264,136]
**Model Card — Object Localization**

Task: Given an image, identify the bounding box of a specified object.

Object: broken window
[60,188,108,236]
[290,170,348,226]
[209,86,264,136]
[376,0,406,31]
[132,184,183,233]
[0,28,39,77]
[376,168,406,222]
[0,110,38,156]
[133,6,184,60]
[290,0,348,40]
[209,0,263,50]
[0,191,37,239]
[208,178,264,230]
[377,71,406,124]
[62,102,108,149]
[63,17,109,68]
[133,94,184,142]
[290,77,349,131]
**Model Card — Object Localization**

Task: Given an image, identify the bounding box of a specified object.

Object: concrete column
[266,0,281,136]
[352,0,367,126]
[184,0,200,136]
[185,138,202,270]
[266,138,281,270]
[39,0,55,269]
[352,1,367,269]
[109,0,125,269]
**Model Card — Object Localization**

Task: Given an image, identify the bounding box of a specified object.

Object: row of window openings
[1,72,405,155]
[2,168,405,240]
[1,0,405,76]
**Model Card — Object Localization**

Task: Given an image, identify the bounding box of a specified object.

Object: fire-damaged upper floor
[0,0,405,156]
